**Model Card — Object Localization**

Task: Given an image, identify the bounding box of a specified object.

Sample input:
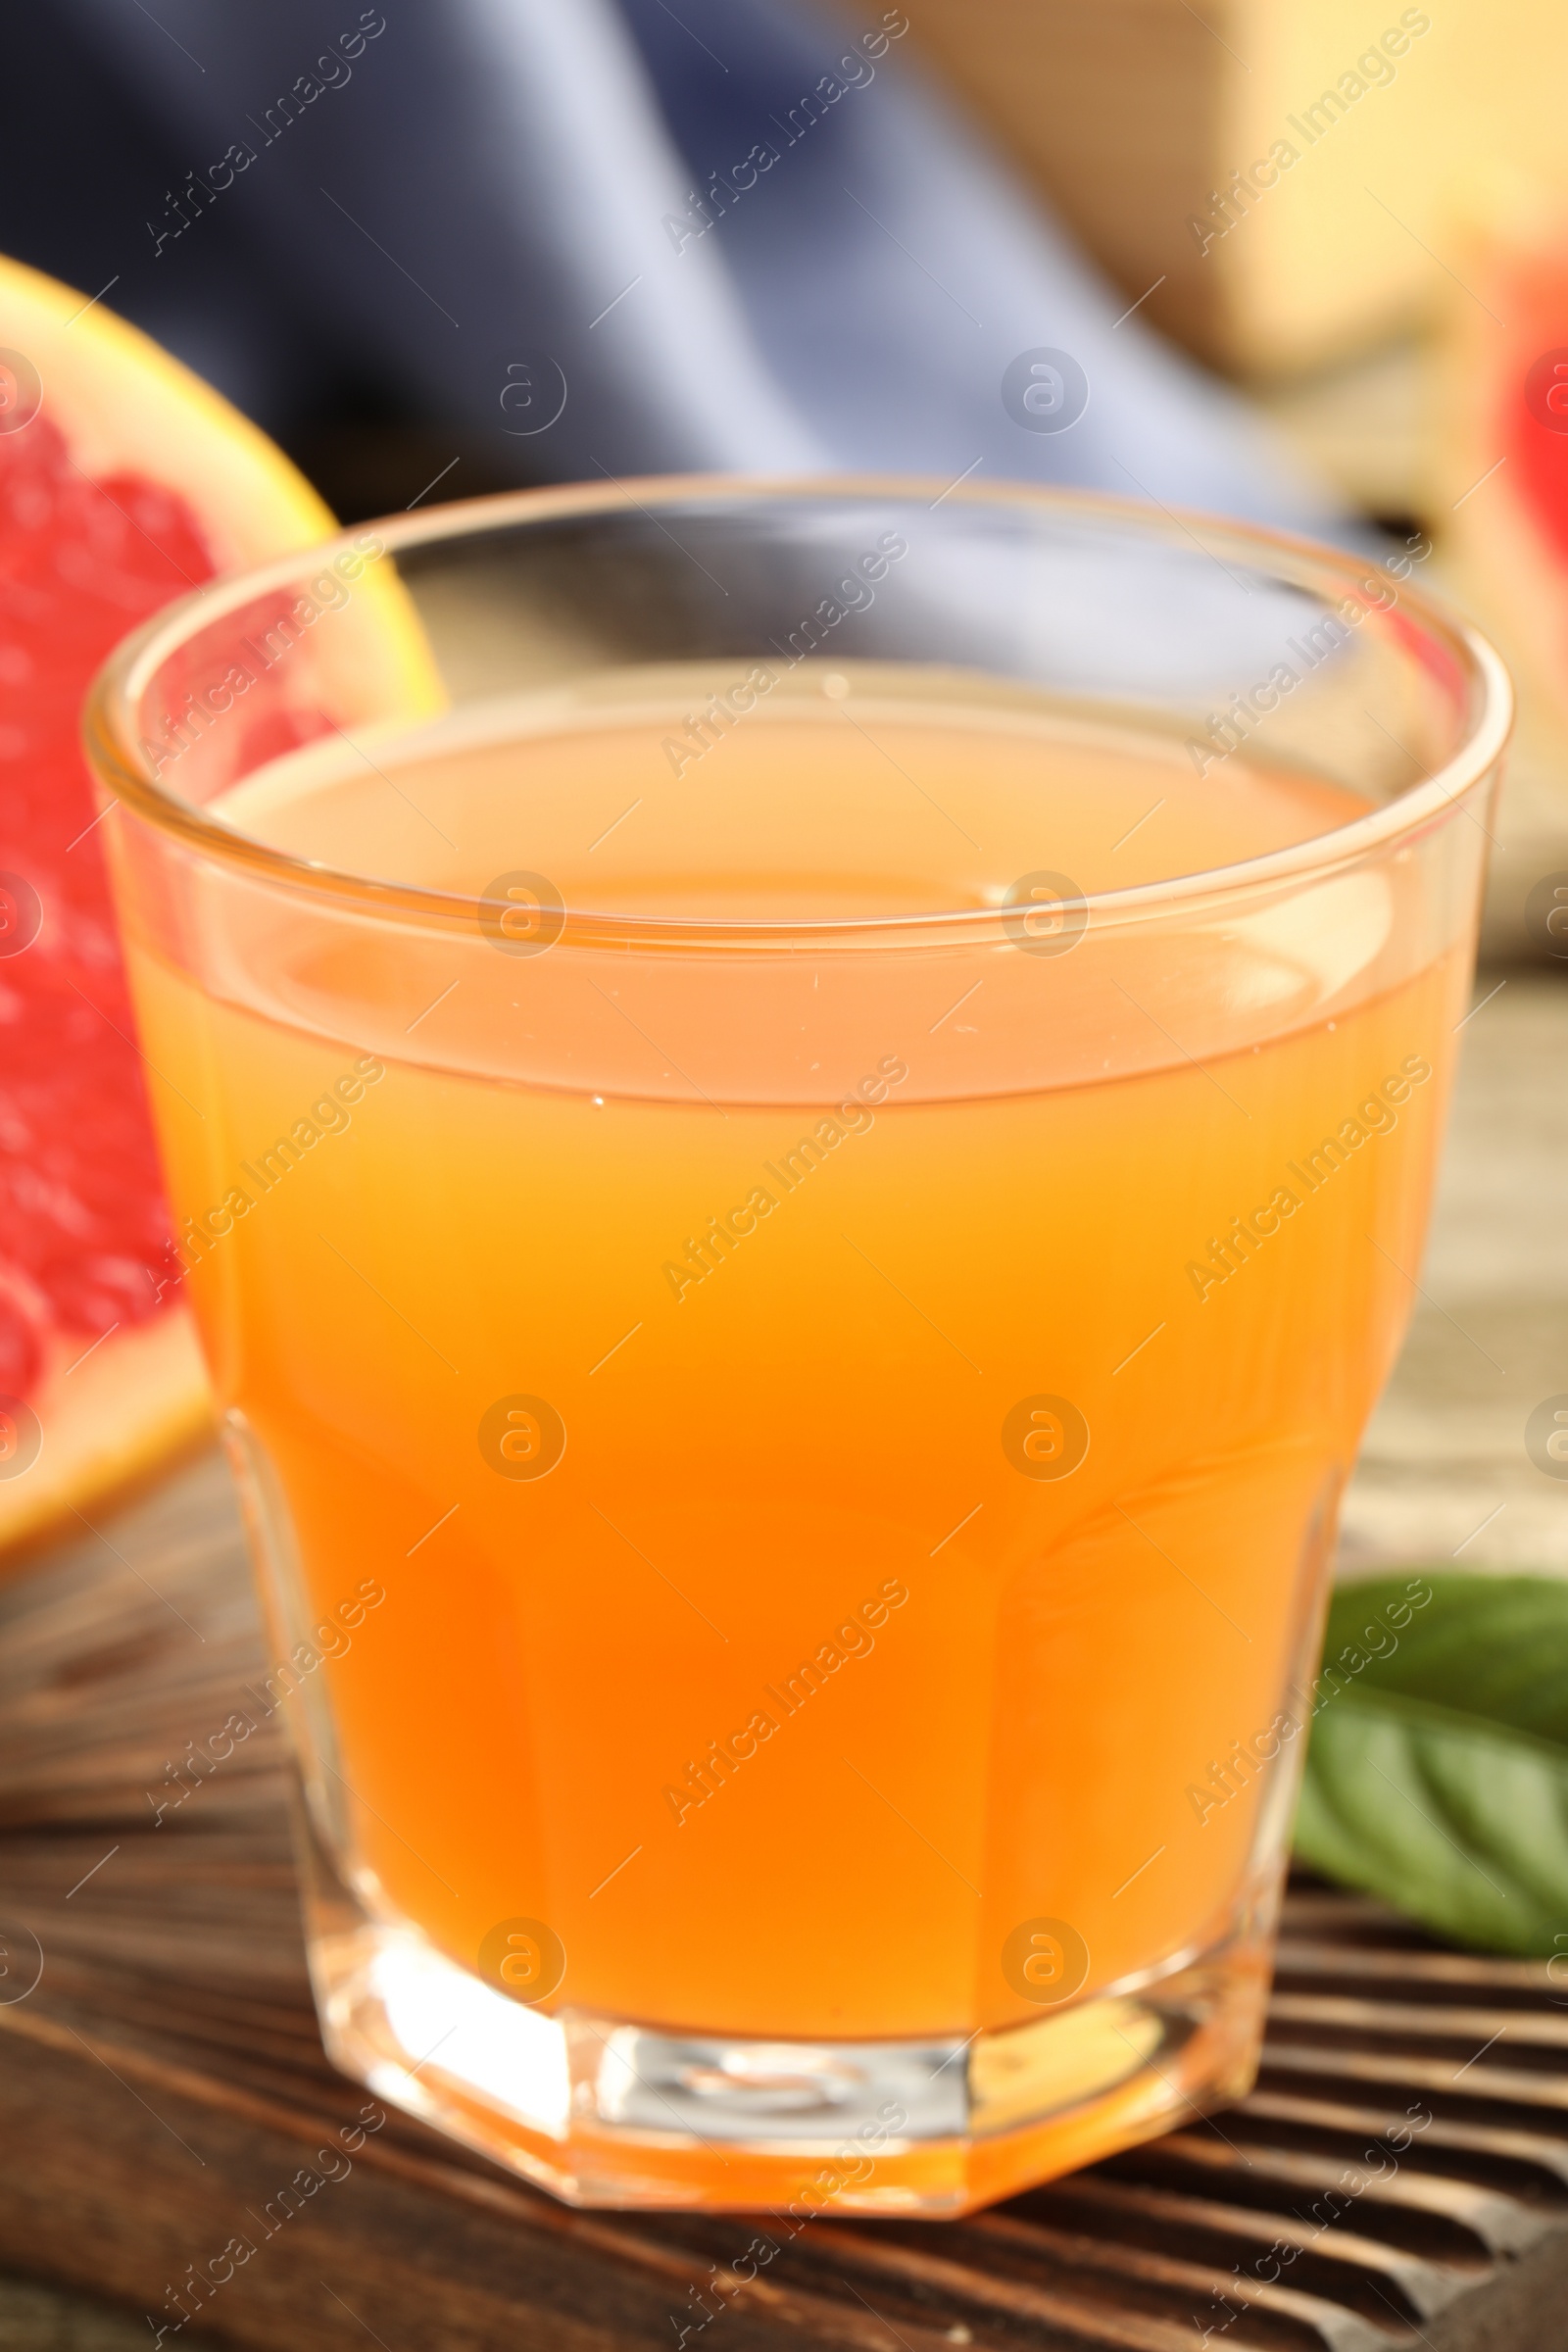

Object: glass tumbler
[84,478,1510,2214]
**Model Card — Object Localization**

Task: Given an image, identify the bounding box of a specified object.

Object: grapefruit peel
[0,256,334,1561]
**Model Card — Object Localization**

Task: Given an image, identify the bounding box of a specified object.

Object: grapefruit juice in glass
[87,482,1508,2213]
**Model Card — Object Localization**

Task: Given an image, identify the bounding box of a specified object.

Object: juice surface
[127,697,1460,2042]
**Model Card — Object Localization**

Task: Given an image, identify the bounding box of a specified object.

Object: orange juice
[122,691,1459,2065]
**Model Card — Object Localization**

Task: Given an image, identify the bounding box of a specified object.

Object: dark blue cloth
[4,0,1344,531]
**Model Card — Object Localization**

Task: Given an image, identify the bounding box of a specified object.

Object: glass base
[297,1804,1271,2215]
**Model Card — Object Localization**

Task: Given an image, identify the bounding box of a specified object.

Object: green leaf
[1317,1572,1568,1743]
[1293,1572,1568,1955]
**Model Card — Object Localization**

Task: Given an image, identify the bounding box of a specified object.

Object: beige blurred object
[1251,335,1434,521]
[1247,188,1568,960]
[882,0,1568,376]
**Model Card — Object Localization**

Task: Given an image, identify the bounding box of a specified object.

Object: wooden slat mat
[2,1453,1565,2351]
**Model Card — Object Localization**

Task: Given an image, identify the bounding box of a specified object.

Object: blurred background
[6,0,1568,1571]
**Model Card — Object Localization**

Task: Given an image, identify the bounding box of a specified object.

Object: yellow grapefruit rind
[0,253,335,564]
[4,253,440,713]
[1,255,388,1561]
[2,1315,214,1564]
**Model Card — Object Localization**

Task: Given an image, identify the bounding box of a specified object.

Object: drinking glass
[85,479,1510,2215]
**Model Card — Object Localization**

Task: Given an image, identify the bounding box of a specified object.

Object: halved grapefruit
[0,255,334,1559]
[1444,177,1568,728]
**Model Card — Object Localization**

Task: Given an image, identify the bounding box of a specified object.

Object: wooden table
[1342,971,1568,1578]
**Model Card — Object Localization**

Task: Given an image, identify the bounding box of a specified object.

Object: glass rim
[83,470,1514,951]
